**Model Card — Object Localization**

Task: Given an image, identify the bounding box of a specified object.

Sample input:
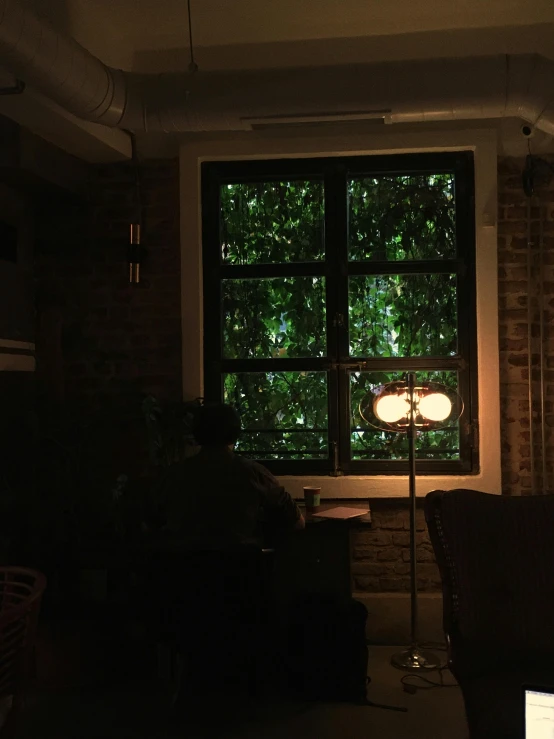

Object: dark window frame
[202,152,478,476]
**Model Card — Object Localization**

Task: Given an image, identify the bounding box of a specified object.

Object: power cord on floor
[399,643,460,694]
[401,666,458,693]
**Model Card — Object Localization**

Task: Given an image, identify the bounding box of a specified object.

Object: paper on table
[312,506,366,520]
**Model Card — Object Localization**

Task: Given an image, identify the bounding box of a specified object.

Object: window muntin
[203,153,476,475]
[223,371,328,460]
[348,173,456,261]
[220,180,325,264]
[222,276,326,359]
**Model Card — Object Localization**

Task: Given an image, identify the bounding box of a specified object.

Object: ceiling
[9,0,554,161]
[30,0,554,71]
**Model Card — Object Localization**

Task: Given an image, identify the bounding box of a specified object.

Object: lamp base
[391,646,440,671]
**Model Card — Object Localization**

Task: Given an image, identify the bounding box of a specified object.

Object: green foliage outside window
[220,180,324,264]
[210,161,469,468]
[348,174,455,261]
[223,277,326,359]
[348,274,457,358]
[223,372,328,459]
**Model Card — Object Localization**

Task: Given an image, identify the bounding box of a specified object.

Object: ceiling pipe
[1,0,554,135]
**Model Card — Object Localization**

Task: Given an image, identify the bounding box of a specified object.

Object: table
[271,501,372,608]
[304,501,372,526]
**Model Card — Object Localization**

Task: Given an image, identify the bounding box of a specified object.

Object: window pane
[223,276,326,359]
[220,181,324,264]
[350,370,460,461]
[349,274,457,357]
[223,371,328,460]
[348,174,455,261]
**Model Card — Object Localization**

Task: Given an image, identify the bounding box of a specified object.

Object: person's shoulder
[235,456,279,485]
[174,455,198,469]
[233,454,260,472]
[163,455,199,479]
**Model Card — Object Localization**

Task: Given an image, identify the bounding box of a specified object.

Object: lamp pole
[391,372,439,671]
[407,372,418,649]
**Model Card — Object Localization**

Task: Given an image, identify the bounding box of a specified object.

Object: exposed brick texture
[498,156,554,496]
[34,159,182,482]
[351,501,441,593]
[35,159,182,415]
[33,154,552,592]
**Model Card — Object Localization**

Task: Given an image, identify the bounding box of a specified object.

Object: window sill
[278,471,496,498]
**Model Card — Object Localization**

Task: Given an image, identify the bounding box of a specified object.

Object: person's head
[192,403,242,447]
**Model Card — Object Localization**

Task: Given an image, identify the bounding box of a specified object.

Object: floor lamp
[360,372,462,671]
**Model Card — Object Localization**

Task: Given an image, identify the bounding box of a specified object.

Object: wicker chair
[0,567,47,737]
[424,489,554,739]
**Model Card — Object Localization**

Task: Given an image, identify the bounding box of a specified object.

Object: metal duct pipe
[2,0,554,134]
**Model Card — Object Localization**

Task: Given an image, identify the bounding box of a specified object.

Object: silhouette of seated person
[157,402,305,551]
[151,403,304,703]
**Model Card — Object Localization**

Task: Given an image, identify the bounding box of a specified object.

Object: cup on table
[303,486,321,513]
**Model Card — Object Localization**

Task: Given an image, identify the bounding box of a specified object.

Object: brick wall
[498,156,554,495]
[34,154,551,590]
[35,159,182,482]
[36,159,182,413]
[351,501,441,593]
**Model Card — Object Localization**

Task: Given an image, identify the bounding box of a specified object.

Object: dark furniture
[272,502,371,612]
[39,505,372,699]
[424,488,554,739]
[0,567,46,738]
[149,507,373,709]
[146,545,273,710]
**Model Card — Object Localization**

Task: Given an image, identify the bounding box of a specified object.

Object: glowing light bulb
[419,392,452,422]
[374,393,410,423]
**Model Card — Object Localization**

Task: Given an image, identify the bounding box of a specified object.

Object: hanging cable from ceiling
[187,0,199,74]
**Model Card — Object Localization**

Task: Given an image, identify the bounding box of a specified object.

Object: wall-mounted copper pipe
[128,132,143,284]
[527,197,536,493]
[130,223,140,245]
[129,223,141,284]
[539,204,547,492]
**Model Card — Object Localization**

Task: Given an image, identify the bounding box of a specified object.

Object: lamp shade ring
[359,378,463,433]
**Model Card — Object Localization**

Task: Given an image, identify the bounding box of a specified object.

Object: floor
[18,640,468,739]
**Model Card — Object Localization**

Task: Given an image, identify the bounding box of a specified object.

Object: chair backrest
[150,545,270,623]
[0,567,47,702]
[425,489,554,678]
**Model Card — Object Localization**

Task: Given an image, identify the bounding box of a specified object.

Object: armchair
[424,489,554,739]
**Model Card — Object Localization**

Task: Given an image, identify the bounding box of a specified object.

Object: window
[202,153,477,476]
